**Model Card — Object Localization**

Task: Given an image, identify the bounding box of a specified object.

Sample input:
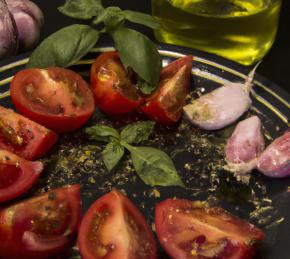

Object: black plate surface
[0,44,289,259]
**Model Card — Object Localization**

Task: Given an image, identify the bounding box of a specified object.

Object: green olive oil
[152,0,282,65]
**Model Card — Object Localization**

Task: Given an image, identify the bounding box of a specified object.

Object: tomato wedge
[0,105,58,160]
[155,199,264,259]
[0,184,81,259]
[142,55,192,125]
[0,149,43,203]
[90,52,143,115]
[10,67,95,133]
[78,189,157,259]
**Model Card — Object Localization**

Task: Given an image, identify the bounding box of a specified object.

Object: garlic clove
[257,131,290,178]
[183,63,260,130]
[224,116,265,181]
[183,83,251,130]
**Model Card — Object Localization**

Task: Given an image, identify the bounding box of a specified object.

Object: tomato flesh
[0,149,43,202]
[0,106,58,160]
[142,55,192,125]
[10,67,95,133]
[155,199,264,259]
[90,52,143,115]
[78,189,157,259]
[0,184,81,258]
[0,164,20,188]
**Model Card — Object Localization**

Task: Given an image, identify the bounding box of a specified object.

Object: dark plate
[0,44,290,259]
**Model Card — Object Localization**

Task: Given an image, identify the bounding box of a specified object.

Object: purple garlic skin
[0,0,18,58]
[183,65,259,130]
[6,0,44,51]
[257,131,290,178]
[225,116,265,174]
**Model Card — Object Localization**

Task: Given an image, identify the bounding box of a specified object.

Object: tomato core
[88,210,112,257]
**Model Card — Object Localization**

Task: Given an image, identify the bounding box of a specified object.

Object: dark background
[31,0,290,93]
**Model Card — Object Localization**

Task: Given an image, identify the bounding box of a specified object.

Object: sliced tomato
[0,184,81,259]
[0,149,42,203]
[78,189,157,259]
[0,106,58,160]
[90,52,143,115]
[10,67,95,133]
[155,199,264,259]
[142,55,192,125]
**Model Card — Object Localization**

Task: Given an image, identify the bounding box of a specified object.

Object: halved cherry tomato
[155,199,264,259]
[90,52,143,115]
[10,67,95,133]
[0,149,43,202]
[0,184,81,259]
[142,55,192,125]
[78,189,157,259]
[0,106,58,160]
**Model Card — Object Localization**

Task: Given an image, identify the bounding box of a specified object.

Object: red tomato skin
[90,52,143,115]
[142,55,193,125]
[0,149,43,202]
[155,199,264,259]
[10,67,95,133]
[0,185,81,259]
[78,189,158,259]
[0,106,58,160]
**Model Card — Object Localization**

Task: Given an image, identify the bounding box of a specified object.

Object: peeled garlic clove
[257,131,290,178]
[0,0,18,59]
[183,83,251,130]
[6,0,44,51]
[225,116,265,174]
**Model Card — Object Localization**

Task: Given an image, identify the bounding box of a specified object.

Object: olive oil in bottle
[152,0,282,65]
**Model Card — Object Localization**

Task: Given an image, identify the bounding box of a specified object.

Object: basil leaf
[102,141,124,171]
[120,121,155,144]
[27,25,99,68]
[123,10,160,30]
[137,78,156,95]
[93,7,125,30]
[112,26,161,87]
[125,145,185,187]
[86,125,120,142]
[58,0,103,20]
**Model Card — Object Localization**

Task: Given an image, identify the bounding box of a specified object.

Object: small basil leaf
[102,141,124,171]
[126,145,185,187]
[120,121,155,144]
[58,0,103,20]
[93,7,125,30]
[137,78,156,95]
[112,26,161,87]
[123,10,160,30]
[86,125,120,142]
[27,25,99,68]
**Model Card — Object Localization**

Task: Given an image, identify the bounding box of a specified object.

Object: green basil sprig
[85,121,185,187]
[27,25,99,68]
[27,0,161,93]
[58,0,103,20]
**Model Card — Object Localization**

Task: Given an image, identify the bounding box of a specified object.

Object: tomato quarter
[155,199,264,259]
[0,149,42,203]
[10,67,95,133]
[142,55,192,125]
[90,52,143,115]
[0,105,58,160]
[78,189,157,259]
[0,184,81,259]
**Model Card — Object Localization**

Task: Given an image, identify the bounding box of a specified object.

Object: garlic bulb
[0,0,43,59]
[0,0,18,59]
